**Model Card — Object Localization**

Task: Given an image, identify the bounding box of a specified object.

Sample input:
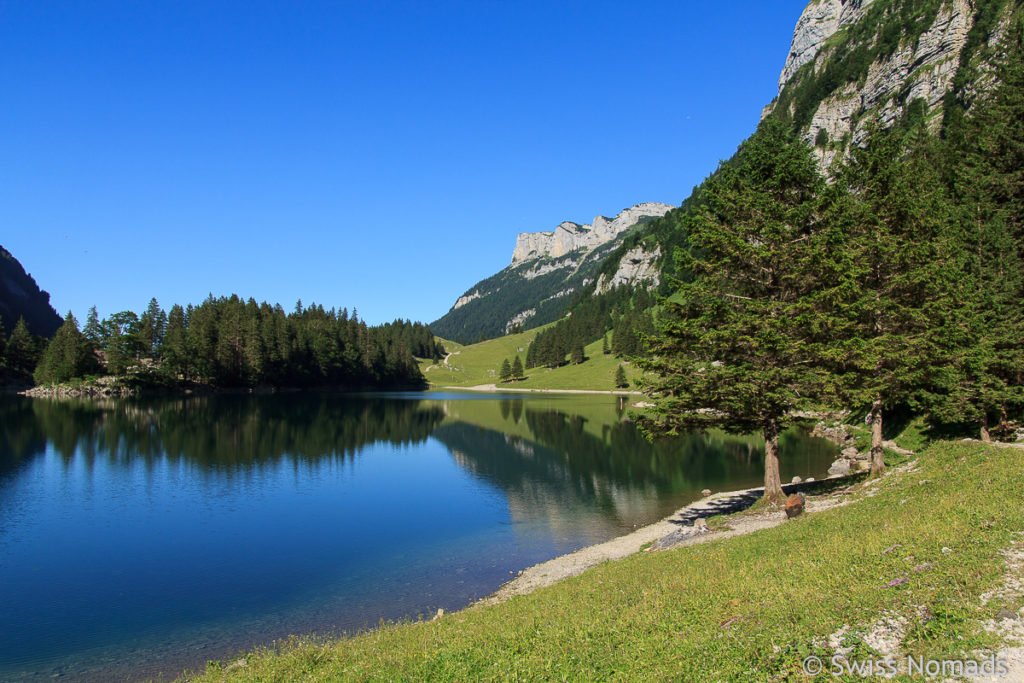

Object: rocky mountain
[0,245,61,337]
[432,0,1020,348]
[764,0,1016,170]
[430,203,672,343]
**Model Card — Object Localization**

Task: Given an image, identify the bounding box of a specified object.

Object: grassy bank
[422,332,643,392]
[182,440,1024,681]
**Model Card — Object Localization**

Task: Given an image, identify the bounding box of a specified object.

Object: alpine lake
[0,391,838,681]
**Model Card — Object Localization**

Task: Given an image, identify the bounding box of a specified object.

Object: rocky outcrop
[595,245,661,294]
[510,203,673,265]
[453,290,485,311]
[505,308,537,333]
[777,0,873,90]
[767,0,997,172]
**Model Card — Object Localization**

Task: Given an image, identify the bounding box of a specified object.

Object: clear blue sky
[2,1,807,326]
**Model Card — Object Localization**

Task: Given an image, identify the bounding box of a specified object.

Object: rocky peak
[510,202,673,266]
[778,0,875,91]
[766,0,1004,173]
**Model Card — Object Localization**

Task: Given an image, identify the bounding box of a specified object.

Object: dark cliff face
[0,245,62,337]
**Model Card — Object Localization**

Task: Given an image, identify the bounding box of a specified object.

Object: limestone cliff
[765,0,1016,171]
[594,245,661,294]
[510,203,673,265]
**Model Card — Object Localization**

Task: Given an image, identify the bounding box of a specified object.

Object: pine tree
[831,121,958,474]
[602,332,610,354]
[83,306,103,348]
[34,312,92,384]
[638,119,832,504]
[499,358,512,383]
[571,343,585,365]
[5,317,38,380]
[614,365,628,389]
[511,355,524,381]
[934,24,1024,439]
[162,304,190,379]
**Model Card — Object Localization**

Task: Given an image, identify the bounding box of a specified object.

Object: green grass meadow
[422,332,642,392]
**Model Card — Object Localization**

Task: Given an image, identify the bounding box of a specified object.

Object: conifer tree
[6,317,38,380]
[511,355,524,380]
[614,364,628,389]
[571,343,585,365]
[602,332,610,354]
[934,24,1024,439]
[499,358,512,383]
[638,119,832,504]
[831,121,958,473]
[34,312,93,385]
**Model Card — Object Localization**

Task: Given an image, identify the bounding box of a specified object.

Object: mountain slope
[591,0,1021,306]
[430,203,672,344]
[0,246,61,337]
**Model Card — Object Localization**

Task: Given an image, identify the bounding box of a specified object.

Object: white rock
[510,203,673,265]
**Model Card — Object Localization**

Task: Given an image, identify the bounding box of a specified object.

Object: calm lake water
[0,391,837,681]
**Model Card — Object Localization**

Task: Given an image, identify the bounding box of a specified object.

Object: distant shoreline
[434,383,643,396]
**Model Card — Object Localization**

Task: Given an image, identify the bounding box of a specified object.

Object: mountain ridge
[0,245,62,337]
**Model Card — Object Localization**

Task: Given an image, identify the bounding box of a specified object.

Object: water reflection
[0,392,836,682]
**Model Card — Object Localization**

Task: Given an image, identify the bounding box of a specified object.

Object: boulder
[785,493,806,518]
[701,488,712,497]
[828,458,851,477]
[791,476,803,484]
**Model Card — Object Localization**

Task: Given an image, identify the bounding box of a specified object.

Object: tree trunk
[981,412,992,442]
[762,419,786,504]
[870,398,886,477]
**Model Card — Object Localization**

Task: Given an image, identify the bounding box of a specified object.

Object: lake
[0,391,837,681]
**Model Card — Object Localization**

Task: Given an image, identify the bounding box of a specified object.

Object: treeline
[11,295,445,390]
[640,24,1024,502]
[525,286,655,369]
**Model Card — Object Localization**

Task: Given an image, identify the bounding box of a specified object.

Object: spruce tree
[614,365,628,389]
[935,25,1024,439]
[6,317,38,380]
[831,122,958,473]
[571,343,585,365]
[511,355,524,380]
[34,312,92,385]
[602,332,610,354]
[638,119,832,504]
[499,358,512,383]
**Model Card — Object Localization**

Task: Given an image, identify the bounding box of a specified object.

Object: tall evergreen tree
[34,312,93,384]
[934,24,1024,439]
[831,121,958,474]
[614,364,628,389]
[499,358,512,383]
[511,355,524,381]
[638,119,832,504]
[5,317,38,380]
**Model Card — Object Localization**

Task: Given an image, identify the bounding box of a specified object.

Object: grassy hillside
[422,331,642,392]
[183,440,1024,681]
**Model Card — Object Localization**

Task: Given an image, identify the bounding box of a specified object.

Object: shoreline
[433,383,644,396]
[475,474,854,607]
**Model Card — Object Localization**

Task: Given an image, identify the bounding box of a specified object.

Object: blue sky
[2,1,807,326]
